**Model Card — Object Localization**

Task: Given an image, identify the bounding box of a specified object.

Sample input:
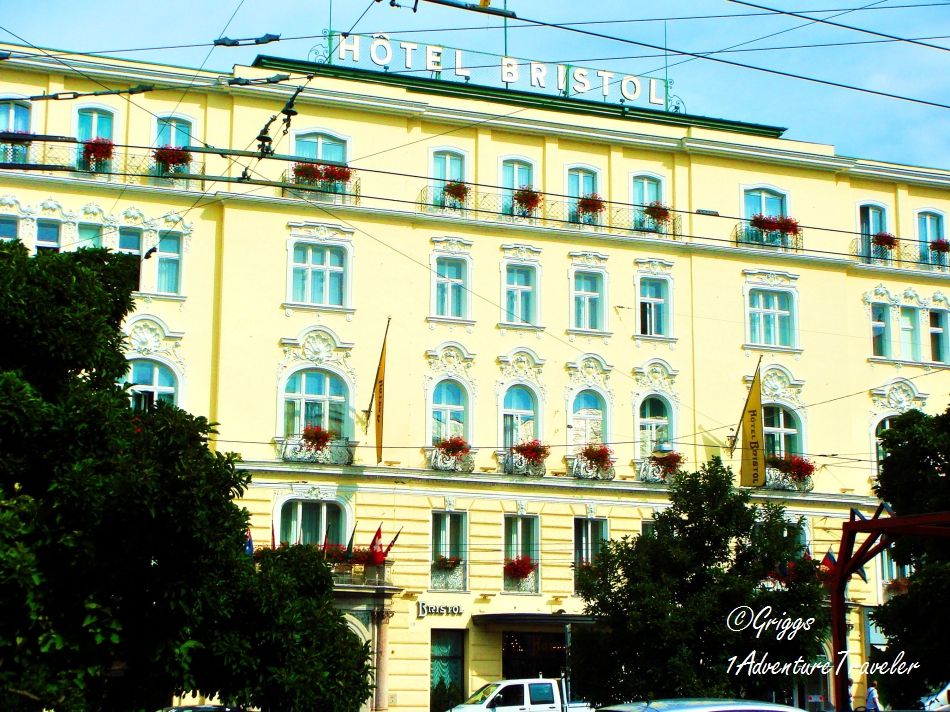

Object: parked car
[159,706,246,712]
[923,681,950,711]
[600,700,803,712]
[451,678,591,712]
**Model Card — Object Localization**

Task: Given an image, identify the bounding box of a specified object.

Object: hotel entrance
[502,632,566,679]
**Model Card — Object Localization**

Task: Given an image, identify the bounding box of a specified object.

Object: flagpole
[363,317,391,420]
[729,355,763,457]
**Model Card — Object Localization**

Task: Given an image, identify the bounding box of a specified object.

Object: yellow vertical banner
[373,318,390,465]
[740,358,767,487]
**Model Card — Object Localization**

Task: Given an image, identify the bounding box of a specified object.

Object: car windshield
[465,684,501,705]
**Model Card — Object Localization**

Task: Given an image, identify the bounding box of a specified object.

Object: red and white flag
[369,525,384,565]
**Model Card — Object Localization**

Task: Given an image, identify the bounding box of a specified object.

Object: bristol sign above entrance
[315,31,678,112]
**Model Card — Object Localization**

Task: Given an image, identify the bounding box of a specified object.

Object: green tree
[573,458,828,706]
[871,408,950,708]
[0,242,372,712]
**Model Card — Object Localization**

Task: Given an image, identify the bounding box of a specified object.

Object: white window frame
[289,242,348,307]
[499,244,543,329]
[569,265,610,334]
[930,309,949,364]
[0,95,33,133]
[155,230,184,295]
[291,126,351,162]
[898,306,922,362]
[574,516,608,565]
[570,388,609,448]
[429,145,472,183]
[742,271,800,353]
[748,288,795,348]
[740,183,791,218]
[630,171,664,206]
[153,113,197,147]
[428,239,474,324]
[34,218,62,254]
[762,403,804,458]
[636,274,672,338]
[503,513,540,590]
[565,163,602,198]
[281,367,350,439]
[498,154,538,189]
[427,377,472,446]
[283,223,356,315]
[870,302,892,358]
[502,262,538,326]
[0,214,18,241]
[499,382,542,450]
[124,357,180,410]
[276,358,354,441]
[430,510,469,590]
[916,208,947,242]
[74,103,117,141]
[635,394,675,460]
[272,489,353,548]
[856,200,889,235]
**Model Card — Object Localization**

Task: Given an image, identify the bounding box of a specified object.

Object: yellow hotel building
[1,37,946,712]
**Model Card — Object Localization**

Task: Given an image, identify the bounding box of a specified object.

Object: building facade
[1,39,946,712]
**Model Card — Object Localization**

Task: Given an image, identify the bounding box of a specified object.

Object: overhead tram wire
[724,0,950,54]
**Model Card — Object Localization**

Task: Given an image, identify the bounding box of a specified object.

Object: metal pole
[504,1,509,56]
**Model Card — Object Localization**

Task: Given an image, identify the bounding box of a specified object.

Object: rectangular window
[504,265,536,325]
[156,231,181,294]
[574,517,607,571]
[430,630,465,712]
[504,514,538,592]
[435,257,467,318]
[118,228,142,290]
[573,271,603,330]
[748,289,793,347]
[900,307,921,361]
[279,500,343,546]
[641,520,655,537]
[77,224,102,249]
[35,220,60,253]
[292,243,346,306]
[872,304,890,357]
[931,311,948,363]
[0,216,17,240]
[431,511,466,591]
[639,278,668,336]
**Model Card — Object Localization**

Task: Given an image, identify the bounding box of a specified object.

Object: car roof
[600,699,803,712]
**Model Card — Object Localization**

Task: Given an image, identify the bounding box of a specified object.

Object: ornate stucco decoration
[635,258,674,275]
[870,378,928,418]
[516,500,527,515]
[742,269,800,287]
[564,353,614,404]
[585,503,596,519]
[431,236,473,254]
[862,284,900,315]
[632,358,680,403]
[288,220,355,242]
[0,194,39,241]
[494,347,547,401]
[501,243,542,262]
[272,482,339,502]
[277,325,357,387]
[444,496,456,512]
[123,315,186,377]
[423,341,477,402]
[743,364,805,408]
[932,291,950,311]
[569,251,609,269]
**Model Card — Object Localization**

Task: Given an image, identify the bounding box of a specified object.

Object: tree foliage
[871,408,950,708]
[573,458,828,706]
[0,242,372,712]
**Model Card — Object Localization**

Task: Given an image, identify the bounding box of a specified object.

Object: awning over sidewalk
[471,613,594,626]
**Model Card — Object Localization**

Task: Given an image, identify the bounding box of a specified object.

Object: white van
[450,679,591,712]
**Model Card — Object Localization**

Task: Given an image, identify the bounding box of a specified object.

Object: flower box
[293,163,353,185]
[82,137,114,162]
[644,201,671,224]
[512,439,550,466]
[579,443,613,471]
[512,186,543,215]
[435,436,470,458]
[153,145,192,170]
[649,451,683,476]
[872,232,898,249]
[884,577,908,597]
[931,238,950,254]
[503,555,535,580]
[765,454,815,482]
[442,180,470,204]
[433,555,463,571]
[576,193,606,216]
[301,425,334,451]
[750,214,781,233]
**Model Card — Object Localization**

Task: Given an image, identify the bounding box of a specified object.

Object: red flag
[384,527,403,557]
[369,525,384,565]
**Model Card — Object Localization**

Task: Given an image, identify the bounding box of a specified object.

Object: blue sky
[3,0,950,168]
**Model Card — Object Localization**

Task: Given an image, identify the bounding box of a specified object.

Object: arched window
[279,499,344,546]
[295,132,346,162]
[572,390,604,446]
[875,417,894,474]
[78,108,114,142]
[632,175,662,230]
[744,188,785,218]
[919,212,946,266]
[284,369,347,438]
[156,116,192,147]
[432,380,467,444]
[1,100,31,164]
[638,396,670,459]
[502,159,533,215]
[568,168,598,224]
[860,204,887,262]
[433,151,465,208]
[124,360,177,410]
[502,385,537,448]
[763,405,800,458]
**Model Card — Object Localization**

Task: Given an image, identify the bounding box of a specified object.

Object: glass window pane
[292,268,307,302]
[132,361,153,385]
[311,271,325,304]
[296,137,318,159]
[77,111,93,143]
[159,232,180,254]
[36,221,60,244]
[96,112,113,140]
[322,139,345,163]
[305,371,325,395]
[157,259,180,293]
[78,224,102,248]
[118,228,141,252]
[326,504,343,545]
[156,364,175,387]
[0,217,17,240]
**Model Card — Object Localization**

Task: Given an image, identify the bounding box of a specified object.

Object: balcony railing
[849,238,950,274]
[332,560,393,587]
[763,467,814,492]
[635,459,669,483]
[430,562,467,591]
[733,224,803,252]
[428,448,476,473]
[281,169,361,204]
[503,566,539,593]
[500,450,546,477]
[0,139,205,189]
[277,436,355,465]
[420,184,475,214]
[569,456,616,481]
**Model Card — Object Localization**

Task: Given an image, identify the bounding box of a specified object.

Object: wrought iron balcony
[332,560,393,587]
[428,448,476,473]
[419,184,475,214]
[503,566,539,593]
[733,224,803,252]
[849,238,949,274]
[430,561,467,591]
[763,467,814,492]
[281,169,361,204]
[277,436,355,465]
[569,455,616,481]
[500,450,546,477]
[635,459,669,483]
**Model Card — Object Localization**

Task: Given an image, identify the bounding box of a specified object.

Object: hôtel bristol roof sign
[317,31,672,111]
